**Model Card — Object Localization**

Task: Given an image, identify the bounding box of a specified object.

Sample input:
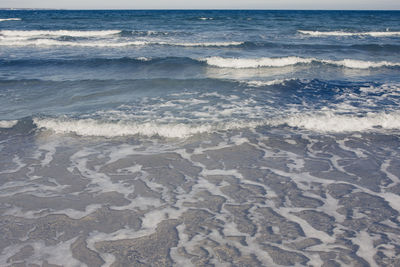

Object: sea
[1,10,400,266]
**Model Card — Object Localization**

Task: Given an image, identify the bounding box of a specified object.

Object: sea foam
[32,117,269,138]
[33,111,400,138]
[281,111,400,132]
[201,56,314,68]
[242,79,295,87]
[298,30,400,37]
[0,39,150,47]
[164,41,243,47]
[0,30,120,37]
[0,33,243,47]
[33,118,213,138]
[201,56,400,69]
[321,59,400,69]
[0,18,21,22]
[0,120,18,128]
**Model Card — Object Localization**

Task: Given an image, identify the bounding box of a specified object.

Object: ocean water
[1,9,400,266]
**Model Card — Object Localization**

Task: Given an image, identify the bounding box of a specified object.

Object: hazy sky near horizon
[1,0,399,10]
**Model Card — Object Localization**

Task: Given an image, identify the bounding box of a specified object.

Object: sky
[1,0,399,10]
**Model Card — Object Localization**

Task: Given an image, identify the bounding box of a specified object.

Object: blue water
[1,10,400,266]
[0,10,400,134]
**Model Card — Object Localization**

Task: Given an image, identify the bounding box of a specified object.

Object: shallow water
[1,10,400,266]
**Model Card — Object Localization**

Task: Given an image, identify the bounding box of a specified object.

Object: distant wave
[241,79,296,87]
[2,40,242,47]
[201,56,400,69]
[298,30,400,37]
[0,39,148,47]
[1,56,398,70]
[0,39,242,47]
[165,41,243,47]
[0,30,243,47]
[0,30,120,37]
[0,39,243,48]
[0,18,21,22]
[119,30,187,37]
[201,56,314,68]
[321,59,400,69]
[242,41,400,52]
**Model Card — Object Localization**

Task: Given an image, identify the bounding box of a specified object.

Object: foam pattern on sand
[1,127,400,266]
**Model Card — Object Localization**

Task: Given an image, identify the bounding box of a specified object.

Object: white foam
[0,38,243,48]
[31,238,85,267]
[322,59,400,69]
[33,109,400,139]
[111,196,162,211]
[381,159,400,185]
[170,224,195,266]
[136,56,151,61]
[298,30,400,37]
[0,18,21,21]
[33,118,214,138]
[242,79,293,87]
[166,41,243,47]
[54,204,102,219]
[201,56,400,69]
[0,30,120,37]
[352,231,379,267]
[0,120,17,128]
[201,56,314,68]
[280,111,400,133]
[68,147,135,196]
[0,39,149,47]
[0,155,25,174]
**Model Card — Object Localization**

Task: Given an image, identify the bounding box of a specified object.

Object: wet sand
[1,126,400,266]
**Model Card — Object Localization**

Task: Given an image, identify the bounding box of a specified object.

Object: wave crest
[298,30,400,37]
[33,118,213,138]
[0,120,18,129]
[32,111,400,138]
[201,56,400,69]
[32,117,269,138]
[0,18,21,22]
[0,37,243,48]
[281,112,400,132]
[322,59,400,69]
[0,30,120,37]
[201,56,314,68]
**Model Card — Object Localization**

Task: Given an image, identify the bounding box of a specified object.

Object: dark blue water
[1,10,400,266]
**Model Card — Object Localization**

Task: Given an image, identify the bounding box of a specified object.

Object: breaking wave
[280,111,400,132]
[33,117,264,138]
[0,40,243,47]
[321,59,400,69]
[201,56,400,69]
[298,30,400,37]
[241,79,296,87]
[32,110,400,139]
[0,30,120,37]
[201,56,314,68]
[0,120,18,128]
[0,18,21,22]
